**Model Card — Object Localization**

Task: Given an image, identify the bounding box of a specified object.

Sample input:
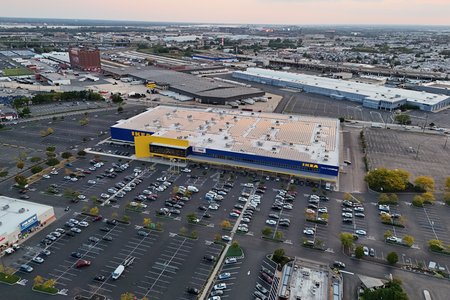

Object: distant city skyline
[1,0,450,26]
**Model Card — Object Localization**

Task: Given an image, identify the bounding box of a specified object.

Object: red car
[75,260,91,268]
[83,170,92,174]
[232,209,242,215]
[93,215,103,222]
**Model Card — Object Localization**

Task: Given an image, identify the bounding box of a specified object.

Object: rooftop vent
[224,136,229,140]
[257,141,263,146]
[19,208,25,213]
[2,205,9,210]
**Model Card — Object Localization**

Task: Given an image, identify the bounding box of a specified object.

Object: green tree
[262,227,273,237]
[389,193,399,203]
[355,245,365,258]
[122,215,130,223]
[380,214,392,223]
[89,206,99,216]
[402,235,414,247]
[394,114,411,125]
[42,278,56,289]
[274,231,283,240]
[31,166,43,174]
[361,278,408,300]
[445,177,450,191]
[118,106,124,113]
[421,192,435,204]
[22,106,31,115]
[191,230,198,239]
[111,94,123,103]
[16,161,25,169]
[0,169,8,177]
[272,248,286,264]
[365,168,410,192]
[231,241,239,249]
[339,232,354,251]
[46,146,56,152]
[428,239,444,251]
[61,152,72,159]
[214,233,221,242]
[414,176,435,192]
[111,212,119,219]
[30,156,41,163]
[120,292,136,300]
[179,227,188,235]
[387,251,399,265]
[77,150,86,156]
[46,158,60,166]
[378,193,389,203]
[444,192,450,206]
[186,213,198,223]
[14,175,28,187]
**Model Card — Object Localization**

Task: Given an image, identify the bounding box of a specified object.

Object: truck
[112,264,125,280]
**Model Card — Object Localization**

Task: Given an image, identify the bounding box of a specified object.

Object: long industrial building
[233,68,450,112]
[111,105,340,182]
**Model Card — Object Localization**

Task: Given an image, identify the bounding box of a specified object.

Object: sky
[1,0,450,26]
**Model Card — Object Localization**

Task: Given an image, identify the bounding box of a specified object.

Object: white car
[69,219,79,225]
[78,195,86,200]
[50,231,61,238]
[318,207,328,213]
[70,177,78,182]
[88,180,96,185]
[71,227,81,233]
[214,283,227,290]
[238,226,249,233]
[32,256,44,264]
[50,170,58,175]
[243,183,254,188]
[78,221,89,227]
[363,246,369,256]
[43,174,51,179]
[229,212,239,218]
[303,228,315,235]
[224,257,237,264]
[355,229,367,236]
[265,219,277,226]
[354,206,365,212]
[100,193,110,199]
[221,235,232,242]
[181,168,191,173]
[283,204,293,210]
[342,212,353,218]
[238,197,248,203]
[209,205,219,210]
[64,176,71,180]
[130,202,147,208]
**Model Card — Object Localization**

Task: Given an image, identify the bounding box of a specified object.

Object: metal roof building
[103,66,264,104]
[233,68,450,112]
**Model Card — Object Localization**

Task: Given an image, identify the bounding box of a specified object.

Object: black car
[71,252,82,258]
[106,219,117,225]
[342,218,353,223]
[332,261,346,269]
[187,287,200,295]
[198,206,207,211]
[203,255,216,262]
[66,231,76,237]
[100,227,111,232]
[203,213,212,218]
[94,275,105,281]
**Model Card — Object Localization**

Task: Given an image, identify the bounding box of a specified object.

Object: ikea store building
[111,106,340,182]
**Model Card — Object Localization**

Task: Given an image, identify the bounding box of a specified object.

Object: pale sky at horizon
[1,0,450,26]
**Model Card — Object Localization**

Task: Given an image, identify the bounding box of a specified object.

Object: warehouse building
[110,105,340,182]
[233,68,450,112]
[102,66,264,104]
[0,196,55,249]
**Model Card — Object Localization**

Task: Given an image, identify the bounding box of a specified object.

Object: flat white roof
[237,68,450,106]
[0,196,53,235]
[113,105,339,166]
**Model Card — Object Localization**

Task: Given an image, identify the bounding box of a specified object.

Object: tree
[42,278,56,289]
[30,156,41,163]
[384,230,394,239]
[31,166,43,174]
[339,232,354,251]
[90,206,99,216]
[428,239,444,251]
[380,214,392,223]
[394,114,411,125]
[90,196,99,203]
[0,169,8,177]
[262,227,273,237]
[389,193,399,203]
[111,212,119,219]
[22,107,31,115]
[191,230,198,239]
[16,161,25,169]
[275,231,283,240]
[272,248,286,264]
[186,213,198,223]
[445,177,450,191]
[231,241,239,249]
[111,94,123,104]
[155,222,162,231]
[387,251,399,265]
[361,278,408,300]
[378,193,389,203]
[355,245,365,258]
[121,292,136,300]
[61,152,72,159]
[40,127,54,137]
[14,175,28,187]
[143,217,151,228]
[122,215,130,223]
[414,176,435,192]
[444,192,450,206]
[118,106,124,113]
[402,235,414,247]
[179,227,188,235]
[33,275,44,287]
[221,220,232,229]
[77,150,86,157]
[421,192,435,204]
[46,158,60,166]
[46,146,56,152]
[365,168,410,192]
[412,195,424,207]
[214,233,221,242]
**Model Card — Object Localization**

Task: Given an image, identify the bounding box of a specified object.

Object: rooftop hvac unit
[2,205,9,210]
[272,147,277,151]
[257,141,263,146]
[175,122,180,127]
[305,147,309,151]
[187,115,192,118]
[318,124,322,127]
[224,136,229,140]
[207,138,213,142]
[275,120,279,124]
[226,122,230,125]
[271,127,275,130]
[289,115,293,119]
[219,128,223,132]
[324,158,328,161]
[314,140,318,143]
[19,208,25,213]
[289,142,293,146]
[0,221,2,226]
[225,142,232,147]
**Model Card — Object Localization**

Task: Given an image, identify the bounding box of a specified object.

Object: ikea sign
[302,163,319,169]
[20,214,38,232]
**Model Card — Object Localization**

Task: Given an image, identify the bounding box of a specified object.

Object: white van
[187,186,199,193]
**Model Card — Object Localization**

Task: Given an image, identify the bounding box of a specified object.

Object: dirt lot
[365,128,450,192]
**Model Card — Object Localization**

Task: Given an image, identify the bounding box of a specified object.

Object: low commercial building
[233,68,450,112]
[0,196,55,249]
[39,73,71,86]
[110,105,339,182]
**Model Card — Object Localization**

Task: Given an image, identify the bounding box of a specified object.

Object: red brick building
[69,47,101,72]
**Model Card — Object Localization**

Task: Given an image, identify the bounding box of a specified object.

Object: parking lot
[365,128,450,191]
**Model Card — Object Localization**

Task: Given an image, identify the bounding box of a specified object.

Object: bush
[46,146,56,152]
[421,192,435,204]
[31,166,43,174]
[428,239,445,252]
[379,193,398,205]
[365,168,410,192]
[61,152,72,159]
[46,158,60,166]
[402,235,414,247]
[0,170,8,177]
[412,195,424,207]
[77,150,86,156]
[387,251,399,265]
[444,192,450,206]
[30,156,42,163]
